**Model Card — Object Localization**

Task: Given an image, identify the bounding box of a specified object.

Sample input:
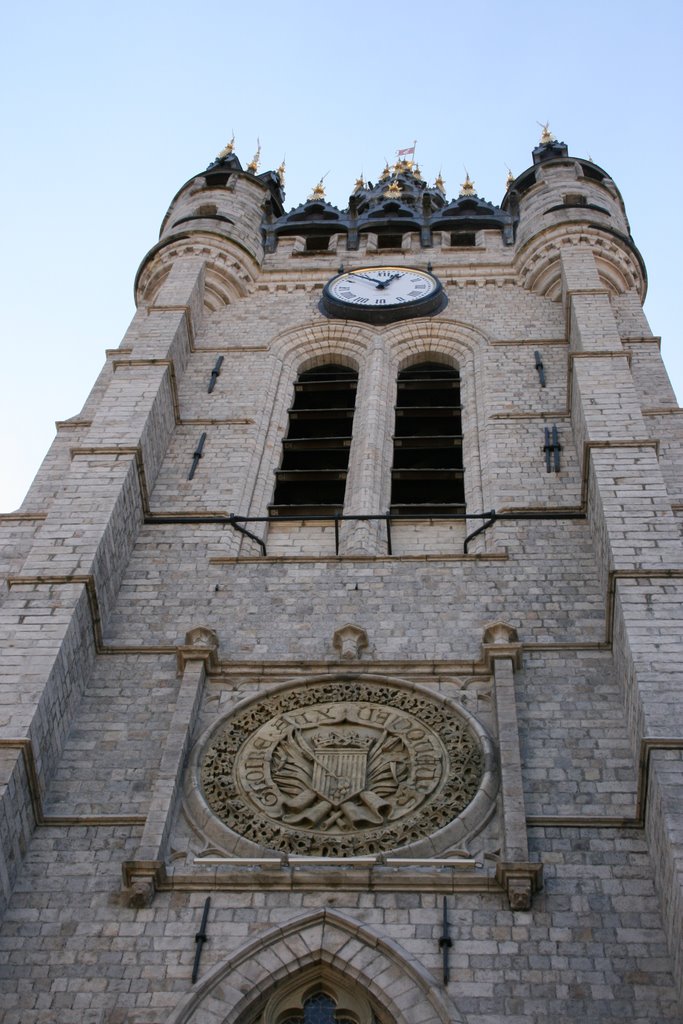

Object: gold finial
[384,179,402,198]
[412,162,421,177]
[434,171,445,192]
[506,166,515,189]
[217,134,235,160]
[538,121,555,144]
[380,162,391,181]
[354,173,365,191]
[277,159,286,185]
[246,138,261,174]
[459,172,475,197]
[309,178,326,201]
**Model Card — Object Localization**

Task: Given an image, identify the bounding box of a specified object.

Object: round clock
[321,266,444,323]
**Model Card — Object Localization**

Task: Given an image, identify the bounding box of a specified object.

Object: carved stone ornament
[199,681,485,856]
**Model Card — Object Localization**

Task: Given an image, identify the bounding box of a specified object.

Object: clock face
[322,267,444,323]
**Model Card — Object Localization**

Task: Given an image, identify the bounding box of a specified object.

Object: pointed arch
[166,909,467,1024]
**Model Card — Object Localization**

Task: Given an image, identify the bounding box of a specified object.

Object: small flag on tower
[396,144,416,158]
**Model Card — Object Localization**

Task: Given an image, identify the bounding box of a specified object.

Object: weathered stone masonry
[1,137,682,1023]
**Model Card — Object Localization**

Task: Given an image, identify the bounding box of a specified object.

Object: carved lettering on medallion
[201,682,483,856]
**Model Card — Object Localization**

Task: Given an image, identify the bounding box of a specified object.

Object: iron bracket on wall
[534,350,546,387]
[188,432,207,480]
[543,424,561,473]
[438,896,452,984]
[192,896,211,983]
[208,356,224,394]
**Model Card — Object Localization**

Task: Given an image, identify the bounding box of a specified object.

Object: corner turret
[504,129,646,300]
[135,142,285,309]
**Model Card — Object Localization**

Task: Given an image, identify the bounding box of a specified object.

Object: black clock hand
[352,273,384,286]
[375,272,401,289]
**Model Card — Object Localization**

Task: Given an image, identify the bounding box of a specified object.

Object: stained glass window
[281,991,354,1024]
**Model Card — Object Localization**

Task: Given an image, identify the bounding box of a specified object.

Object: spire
[308,178,326,201]
[538,121,555,145]
[380,162,391,181]
[434,171,445,193]
[459,172,476,197]
[354,174,365,191]
[216,134,235,160]
[246,139,261,174]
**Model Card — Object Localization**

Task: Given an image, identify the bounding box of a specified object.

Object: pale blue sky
[1,0,681,510]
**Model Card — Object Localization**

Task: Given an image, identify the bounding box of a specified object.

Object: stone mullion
[338,339,393,556]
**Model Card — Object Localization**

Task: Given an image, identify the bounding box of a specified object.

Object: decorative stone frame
[184,673,498,859]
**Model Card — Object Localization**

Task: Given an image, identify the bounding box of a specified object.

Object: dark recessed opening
[377,233,403,249]
[305,235,331,252]
[271,364,358,516]
[204,172,230,187]
[581,164,605,182]
[390,362,465,515]
[450,232,476,247]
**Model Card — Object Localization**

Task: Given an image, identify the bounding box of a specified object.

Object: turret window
[390,361,464,515]
[270,364,357,516]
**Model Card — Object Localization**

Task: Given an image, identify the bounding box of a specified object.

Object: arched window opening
[271,364,358,516]
[390,361,464,515]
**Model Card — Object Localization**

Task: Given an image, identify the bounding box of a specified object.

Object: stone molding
[165,908,466,1024]
[332,623,369,660]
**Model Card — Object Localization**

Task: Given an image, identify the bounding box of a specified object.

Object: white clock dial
[322,265,444,323]
[328,268,437,308]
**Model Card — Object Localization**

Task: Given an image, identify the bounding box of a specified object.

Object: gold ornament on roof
[434,172,445,192]
[247,139,261,173]
[277,159,286,185]
[354,174,365,191]
[217,134,235,160]
[384,179,402,198]
[309,178,326,201]
[538,122,555,144]
[380,162,391,181]
[506,167,515,189]
[459,172,475,196]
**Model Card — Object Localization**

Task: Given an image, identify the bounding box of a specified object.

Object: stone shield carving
[200,681,484,855]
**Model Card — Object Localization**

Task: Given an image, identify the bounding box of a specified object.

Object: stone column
[482,622,543,909]
[122,626,219,906]
[338,338,394,556]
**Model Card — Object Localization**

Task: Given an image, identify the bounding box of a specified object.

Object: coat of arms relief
[200,681,486,856]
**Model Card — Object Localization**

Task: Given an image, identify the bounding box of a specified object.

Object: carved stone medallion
[200,681,484,855]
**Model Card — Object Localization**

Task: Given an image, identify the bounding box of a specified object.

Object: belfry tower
[1,133,682,1024]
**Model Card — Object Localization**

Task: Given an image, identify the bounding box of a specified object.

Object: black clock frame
[321,268,446,324]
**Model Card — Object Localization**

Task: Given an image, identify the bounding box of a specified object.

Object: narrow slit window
[270,364,357,516]
[390,361,464,515]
